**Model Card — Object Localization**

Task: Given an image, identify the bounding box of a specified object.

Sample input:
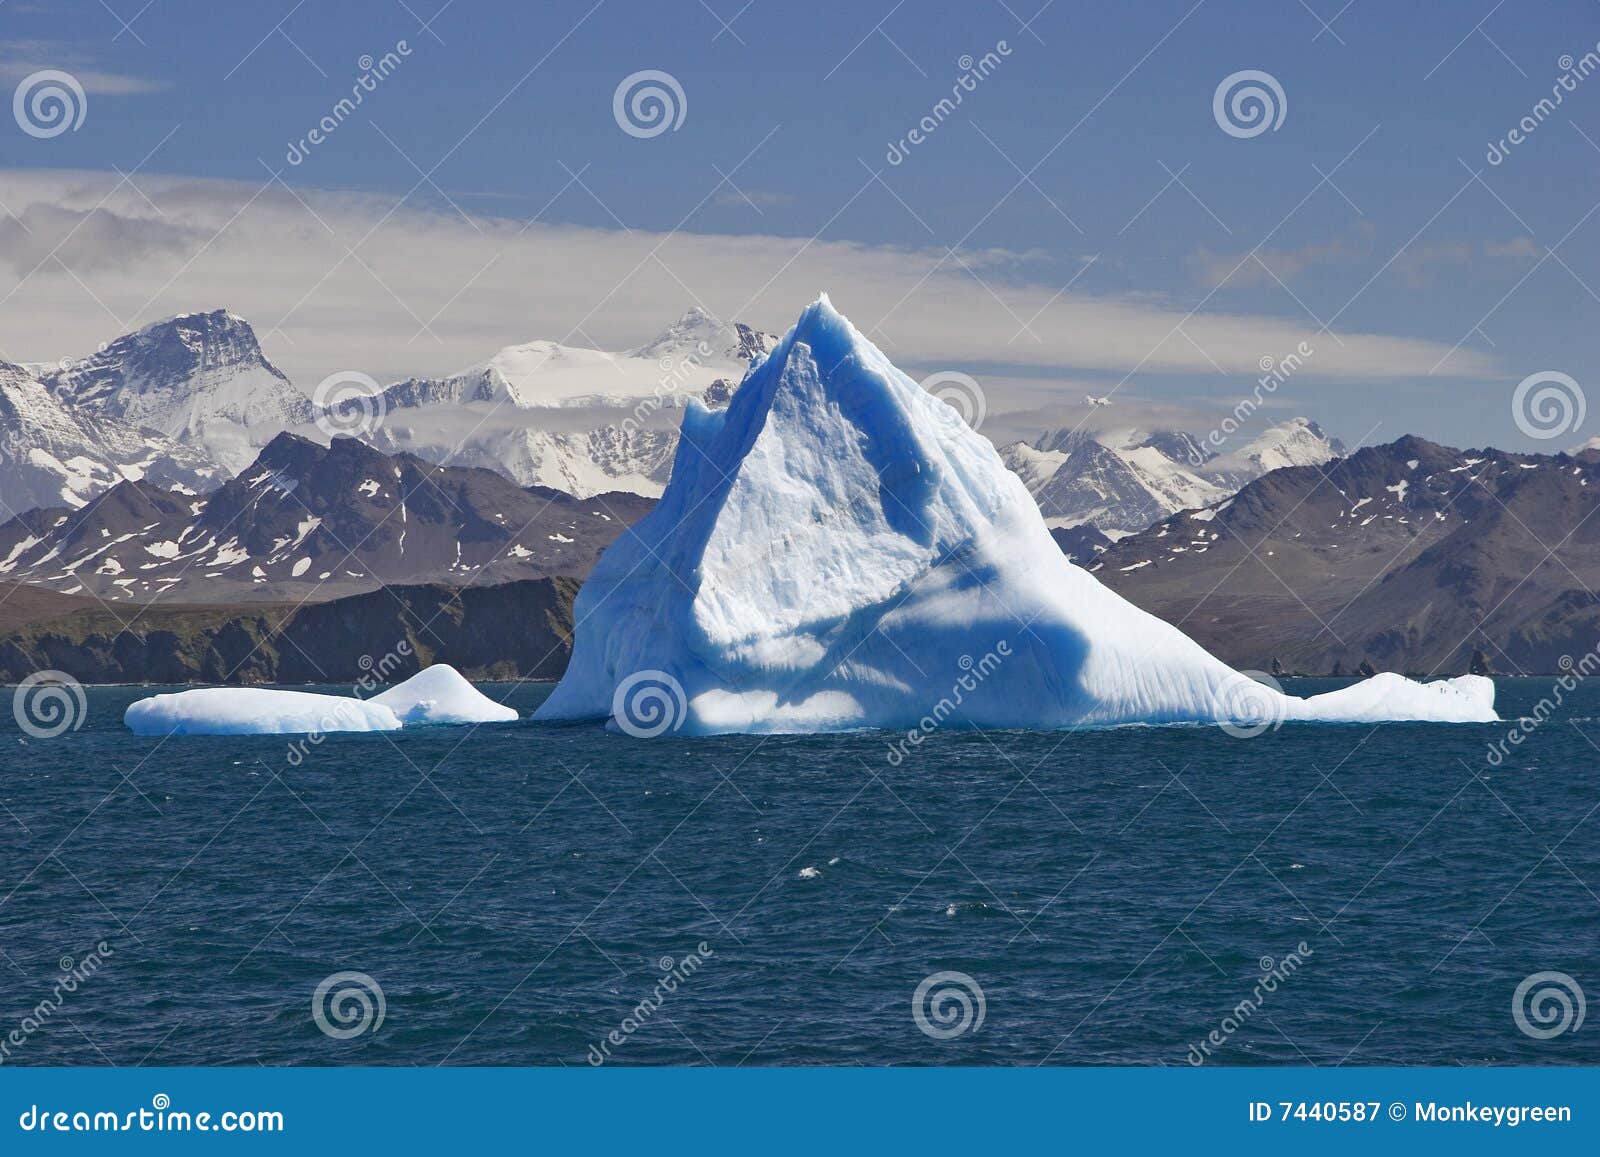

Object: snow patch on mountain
[1001,418,1344,534]
[0,360,220,513]
[346,307,779,497]
[1207,418,1346,485]
[372,306,779,413]
[42,310,312,475]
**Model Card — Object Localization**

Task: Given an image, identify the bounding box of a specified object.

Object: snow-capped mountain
[1096,436,1600,674]
[534,295,1493,733]
[368,306,778,413]
[348,307,780,497]
[1001,418,1344,535]
[0,359,221,514]
[627,305,776,366]
[0,432,653,603]
[1002,429,1232,535]
[42,310,313,475]
[363,408,683,498]
[1205,418,1347,486]
[0,306,773,518]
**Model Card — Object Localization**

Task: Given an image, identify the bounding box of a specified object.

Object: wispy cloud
[1392,236,1541,288]
[1192,224,1542,294]
[0,203,199,274]
[1190,224,1376,289]
[0,41,168,94]
[0,168,1498,402]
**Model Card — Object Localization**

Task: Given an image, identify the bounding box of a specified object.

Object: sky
[1,0,1598,452]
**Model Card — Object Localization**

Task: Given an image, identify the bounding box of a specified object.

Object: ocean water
[1,677,1596,1067]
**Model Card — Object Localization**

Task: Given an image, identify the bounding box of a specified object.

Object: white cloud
[1190,223,1376,289]
[0,43,169,94]
[0,204,199,274]
[0,168,1497,400]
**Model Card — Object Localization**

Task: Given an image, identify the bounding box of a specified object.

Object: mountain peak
[630,304,780,366]
[1002,417,1343,535]
[41,308,312,473]
[136,307,254,338]
[1207,417,1346,479]
[87,309,280,382]
[632,305,728,359]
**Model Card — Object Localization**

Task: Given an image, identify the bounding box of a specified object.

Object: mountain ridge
[1000,417,1344,535]
[0,432,654,604]
[1093,434,1600,674]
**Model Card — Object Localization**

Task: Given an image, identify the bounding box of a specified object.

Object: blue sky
[2,0,1598,451]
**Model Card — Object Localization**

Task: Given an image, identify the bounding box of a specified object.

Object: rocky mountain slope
[0,577,578,684]
[1002,418,1343,535]
[1048,522,1113,564]
[7,432,1600,684]
[1093,436,1600,674]
[0,433,653,604]
[42,310,313,475]
[0,359,221,514]
[0,307,777,515]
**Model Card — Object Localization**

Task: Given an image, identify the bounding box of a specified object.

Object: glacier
[123,664,516,735]
[534,295,1496,735]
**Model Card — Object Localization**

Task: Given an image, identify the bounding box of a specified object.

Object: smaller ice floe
[369,664,518,724]
[124,664,515,735]
[124,688,400,736]
[798,866,821,879]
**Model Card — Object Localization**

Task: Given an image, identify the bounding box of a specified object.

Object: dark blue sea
[1,678,1596,1067]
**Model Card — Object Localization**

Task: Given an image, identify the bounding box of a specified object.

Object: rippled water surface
[2,678,1596,1066]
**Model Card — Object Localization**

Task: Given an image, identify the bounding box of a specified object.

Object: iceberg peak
[536,299,1495,735]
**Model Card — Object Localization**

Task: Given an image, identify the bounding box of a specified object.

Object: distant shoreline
[1,671,1547,690]
[2,677,563,689]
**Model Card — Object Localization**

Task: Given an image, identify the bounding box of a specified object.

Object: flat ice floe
[124,687,401,736]
[123,664,516,735]
[534,295,1496,735]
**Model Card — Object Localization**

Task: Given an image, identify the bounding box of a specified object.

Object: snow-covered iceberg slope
[534,295,1495,735]
[370,664,518,724]
[123,664,517,735]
